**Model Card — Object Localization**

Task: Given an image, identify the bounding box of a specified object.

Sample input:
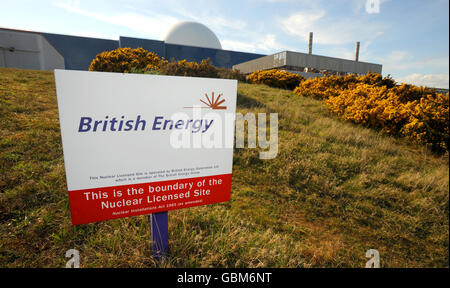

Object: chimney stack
[308,32,312,55]
[355,41,360,62]
[308,32,313,55]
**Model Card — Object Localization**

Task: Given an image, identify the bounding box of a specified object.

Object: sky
[1,0,449,88]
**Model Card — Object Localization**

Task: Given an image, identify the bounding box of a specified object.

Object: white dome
[164,21,222,49]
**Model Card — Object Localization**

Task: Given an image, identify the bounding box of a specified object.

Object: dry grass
[0,68,448,267]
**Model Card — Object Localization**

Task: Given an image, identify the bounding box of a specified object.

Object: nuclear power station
[1,23,382,77]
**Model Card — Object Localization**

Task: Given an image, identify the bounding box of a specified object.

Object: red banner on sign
[68,174,232,225]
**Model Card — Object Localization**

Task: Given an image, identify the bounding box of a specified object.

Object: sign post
[54,70,237,259]
[150,211,169,260]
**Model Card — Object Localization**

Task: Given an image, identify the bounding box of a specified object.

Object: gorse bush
[401,92,449,152]
[159,59,219,78]
[89,47,166,73]
[247,69,305,90]
[89,48,246,81]
[294,73,449,153]
[217,67,247,82]
[293,72,396,100]
[159,59,247,80]
[294,76,346,99]
[358,72,396,88]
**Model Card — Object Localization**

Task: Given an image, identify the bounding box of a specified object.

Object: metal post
[150,211,169,260]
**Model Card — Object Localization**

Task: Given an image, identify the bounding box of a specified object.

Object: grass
[0,67,448,268]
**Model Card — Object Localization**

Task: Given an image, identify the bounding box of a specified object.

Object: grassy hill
[0,67,448,267]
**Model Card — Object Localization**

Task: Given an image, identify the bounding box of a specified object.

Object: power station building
[233,33,382,77]
[232,50,382,78]
[1,23,382,76]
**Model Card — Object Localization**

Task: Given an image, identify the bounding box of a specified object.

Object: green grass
[0,67,448,267]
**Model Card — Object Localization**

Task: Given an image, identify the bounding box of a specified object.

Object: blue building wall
[42,33,119,70]
[41,33,264,70]
[165,43,264,68]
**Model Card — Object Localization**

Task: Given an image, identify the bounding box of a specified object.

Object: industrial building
[233,33,382,76]
[1,24,382,77]
[0,28,65,70]
[232,50,382,77]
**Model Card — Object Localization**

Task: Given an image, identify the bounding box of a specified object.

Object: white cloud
[175,10,247,33]
[371,51,449,86]
[381,51,449,73]
[280,10,327,42]
[280,10,387,45]
[54,1,179,39]
[222,34,295,53]
[397,73,449,89]
[221,39,257,53]
[258,34,288,51]
[385,50,412,63]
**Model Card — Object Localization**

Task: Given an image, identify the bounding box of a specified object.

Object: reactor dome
[164,21,222,50]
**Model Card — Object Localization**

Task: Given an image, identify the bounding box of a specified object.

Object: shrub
[217,68,247,82]
[294,73,449,153]
[294,76,345,99]
[89,47,245,81]
[247,69,305,90]
[159,59,220,78]
[128,67,162,75]
[359,72,397,88]
[324,83,405,131]
[294,72,396,100]
[159,59,246,81]
[88,47,166,73]
[402,92,449,152]
[321,82,449,153]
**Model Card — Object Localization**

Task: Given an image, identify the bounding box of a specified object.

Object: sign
[55,70,237,225]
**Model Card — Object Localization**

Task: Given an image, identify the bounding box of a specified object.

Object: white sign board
[55,70,237,224]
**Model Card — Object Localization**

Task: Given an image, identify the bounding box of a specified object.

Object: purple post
[150,211,169,260]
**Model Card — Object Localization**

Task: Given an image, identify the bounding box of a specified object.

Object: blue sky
[1,0,449,88]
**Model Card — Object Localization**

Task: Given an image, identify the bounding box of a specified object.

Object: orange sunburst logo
[201,92,227,110]
[184,92,227,110]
